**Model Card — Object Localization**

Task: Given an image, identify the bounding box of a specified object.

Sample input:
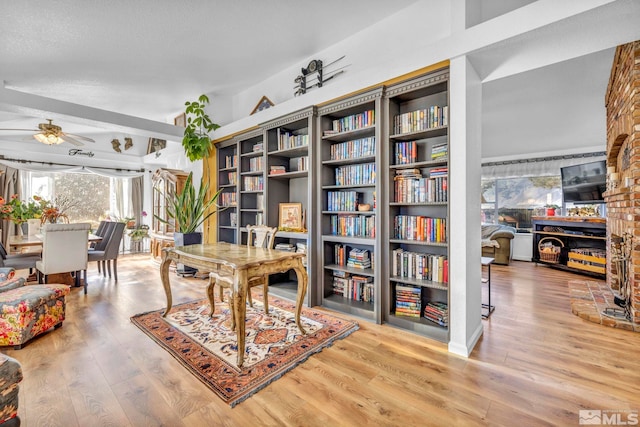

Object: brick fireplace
[604,40,640,324]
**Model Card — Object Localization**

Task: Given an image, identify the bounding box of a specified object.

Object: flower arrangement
[0,194,47,224]
[39,195,78,224]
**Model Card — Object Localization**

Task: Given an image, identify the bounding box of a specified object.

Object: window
[481,176,562,231]
[21,171,132,229]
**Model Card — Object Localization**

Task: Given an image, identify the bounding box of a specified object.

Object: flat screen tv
[560,160,606,204]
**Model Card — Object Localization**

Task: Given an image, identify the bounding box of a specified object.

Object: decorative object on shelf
[357,203,371,212]
[293,55,348,96]
[111,138,122,153]
[174,112,186,127]
[278,202,303,231]
[182,94,220,162]
[147,138,167,155]
[250,96,274,115]
[538,236,563,264]
[124,137,133,150]
[566,205,600,217]
[544,204,560,216]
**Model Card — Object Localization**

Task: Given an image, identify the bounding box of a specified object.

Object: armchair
[481,224,516,265]
[35,223,91,287]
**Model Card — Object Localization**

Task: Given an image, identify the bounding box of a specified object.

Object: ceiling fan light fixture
[34,133,63,145]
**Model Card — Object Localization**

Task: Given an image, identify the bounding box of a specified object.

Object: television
[560,160,607,204]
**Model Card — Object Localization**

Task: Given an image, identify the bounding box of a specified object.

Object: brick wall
[605,40,640,323]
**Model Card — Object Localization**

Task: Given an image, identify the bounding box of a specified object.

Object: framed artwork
[174,113,186,127]
[251,96,275,115]
[147,138,167,154]
[279,202,302,231]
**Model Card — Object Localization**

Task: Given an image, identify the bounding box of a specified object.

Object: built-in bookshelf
[383,68,450,342]
[263,107,317,307]
[216,140,239,243]
[239,129,266,231]
[317,88,383,323]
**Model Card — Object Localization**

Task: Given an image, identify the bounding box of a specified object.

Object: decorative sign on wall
[294,55,348,96]
[68,149,95,157]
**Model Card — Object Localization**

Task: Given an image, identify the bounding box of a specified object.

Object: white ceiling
[0,1,637,163]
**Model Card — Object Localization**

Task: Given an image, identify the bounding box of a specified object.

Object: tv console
[532,216,606,278]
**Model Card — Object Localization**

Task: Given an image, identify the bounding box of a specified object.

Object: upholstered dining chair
[208,225,278,321]
[87,221,125,286]
[35,222,91,290]
[0,241,40,274]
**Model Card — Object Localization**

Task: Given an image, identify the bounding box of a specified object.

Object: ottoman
[0,268,71,349]
[0,354,22,426]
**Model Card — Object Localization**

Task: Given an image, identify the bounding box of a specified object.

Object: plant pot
[174,232,202,275]
[546,208,556,216]
[19,222,28,239]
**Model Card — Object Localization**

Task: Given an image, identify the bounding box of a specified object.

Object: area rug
[131,295,359,407]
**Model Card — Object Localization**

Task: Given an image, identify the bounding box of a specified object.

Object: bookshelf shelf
[269,145,309,158]
[241,171,263,176]
[317,88,383,324]
[241,150,263,158]
[268,170,308,179]
[384,68,450,342]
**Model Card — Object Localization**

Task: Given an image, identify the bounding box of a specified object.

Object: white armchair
[35,223,91,289]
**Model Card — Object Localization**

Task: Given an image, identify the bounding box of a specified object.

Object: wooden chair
[208,225,277,324]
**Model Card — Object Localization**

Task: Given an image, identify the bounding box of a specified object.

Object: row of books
[256,194,264,210]
[330,214,375,238]
[296,242,307,267]
[332,271,374,303]
[291,156,309,172]
[394,175,447,203]
[431,142,448,160]
[224,154,238,169]
[424,301,448,327]
[249,157,264,172]
[325,109,375,134]
[277,130,309,151]
[243,176,264,191]
[333,245,373,270]
[255,212,264,225]
[393,215,446,243]
[220,192,237,207]
[395,284,421,317]
[330,137,376,161]
[393,105,449,135]
[327,191,362,212]
[335,162,376,186]
[227,172,237,186]
[252,142,263,152]
[391,248,448,284]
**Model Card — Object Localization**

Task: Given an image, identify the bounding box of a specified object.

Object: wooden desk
[160,242,308,367]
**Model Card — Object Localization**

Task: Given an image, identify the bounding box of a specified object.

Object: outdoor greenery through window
[481,176,562,231]
[21,171,132,230]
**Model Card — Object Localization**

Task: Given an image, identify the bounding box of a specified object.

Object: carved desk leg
[160,250,173,317]
[206,275,216,317]
[233,268,248,368]
[293,259,308,335]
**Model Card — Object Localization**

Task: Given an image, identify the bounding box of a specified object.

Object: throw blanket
[481,224,503,248]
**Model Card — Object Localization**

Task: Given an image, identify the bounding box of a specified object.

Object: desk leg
[481,263,495,319]
[160,252,173,317]
[233,269,247,368]
[293,260,308,335]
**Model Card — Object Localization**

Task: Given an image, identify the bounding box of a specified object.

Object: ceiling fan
[0,119,95,146]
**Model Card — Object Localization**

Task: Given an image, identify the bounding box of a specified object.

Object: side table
[481,256,495,319]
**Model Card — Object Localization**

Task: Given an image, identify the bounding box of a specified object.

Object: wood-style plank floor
[4,255,640,426]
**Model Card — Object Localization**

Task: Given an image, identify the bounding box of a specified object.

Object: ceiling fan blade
[59,134,85,146]
[0,128,39,132]
[64,132,95,143]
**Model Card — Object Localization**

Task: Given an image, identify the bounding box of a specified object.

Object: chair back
[103,222,126,259]
[92,221,116,251]
[39,223,90,275]
[246,225,277,249]
[94,220,109,237]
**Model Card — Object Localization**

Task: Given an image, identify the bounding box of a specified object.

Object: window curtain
[0,165,20,244]
[482,152,606,180]
[131,176,143,226]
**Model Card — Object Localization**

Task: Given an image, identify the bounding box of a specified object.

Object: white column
[448,55,483,357]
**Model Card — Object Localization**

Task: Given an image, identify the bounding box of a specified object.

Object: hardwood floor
[5,256,640,426]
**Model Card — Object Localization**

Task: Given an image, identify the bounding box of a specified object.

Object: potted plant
[182,94,220,162]
[155,172,224,274]
[545,204,560,216]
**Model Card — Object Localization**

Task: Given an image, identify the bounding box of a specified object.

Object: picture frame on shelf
[279,202,303,231]
[147,138,167,154]
[251,96,275,115]
[174,112,186,127]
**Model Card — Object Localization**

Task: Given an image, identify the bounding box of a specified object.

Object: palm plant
[155,172,224,234]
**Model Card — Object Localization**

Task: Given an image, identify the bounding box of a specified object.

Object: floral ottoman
[0,353,22,425]
[0,268,70,349]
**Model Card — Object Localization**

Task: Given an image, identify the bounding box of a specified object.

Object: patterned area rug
[131,295,359,407]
